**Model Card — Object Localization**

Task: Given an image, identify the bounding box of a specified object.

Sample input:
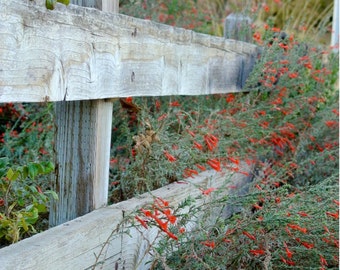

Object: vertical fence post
[331,0,339,52]
[50,0,118,227]
[224,13,252,42]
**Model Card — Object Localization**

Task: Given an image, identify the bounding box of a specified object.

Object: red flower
[263,4,270,12]
[193,141,203,150]
[280,59,289,65]
[125,97,133,103]
[162,210,176,224]
[153,215,168,232]
[187,129,196,137]
[287,223,307,234]
[242,231,256,241]
[301,241,314,249]
[326,211,339,219]
[201,187,217,196]
[331,109,339,116]
[323,226,330,234]
[250,249,265,256]
[158,13,167,23]
[288,72,299,78]
[179,227,185,234]
[207,158,221,171]
[280,256,295,266]
[259,121,269,129]
[228,157,240,165]
[271,27,281,32]
[164,151,176,162]
[135,216,148,229]
[252,203,262,210]
[253,32,262,44]
[183,168,199,178]
[165,230,178,240]
[202,240,215,249]
[271,97,283,105]
[225,93,235,103]
[196,164,206,171]
[325,120,338,128]
[204,134,219,151]
[141,208,152,217]
[283,242,293,258]
[320,255,328,266]
[297,211,309,217]
[170,101,180,107]
[155,197,169,208]
[303,62,313,69]
[157,113,167,121]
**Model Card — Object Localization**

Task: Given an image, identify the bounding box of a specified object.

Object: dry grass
[201,0,334,44]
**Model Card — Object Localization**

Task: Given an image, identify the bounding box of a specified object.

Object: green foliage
[0,158,57,246]
[116,1,339,268]
[46,0,70,10]
[0,102,56,246]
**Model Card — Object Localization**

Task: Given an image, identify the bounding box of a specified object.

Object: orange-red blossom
[136,197,179,241]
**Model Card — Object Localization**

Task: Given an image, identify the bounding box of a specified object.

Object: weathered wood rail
[0,1,257,102]
[0,0,260,269]
[0,169,251,269]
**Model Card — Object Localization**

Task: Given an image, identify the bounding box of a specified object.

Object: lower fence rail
[0,167,253,270]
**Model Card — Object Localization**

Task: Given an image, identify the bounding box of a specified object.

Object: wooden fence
[0,0,259,269]
[0,168,253,269]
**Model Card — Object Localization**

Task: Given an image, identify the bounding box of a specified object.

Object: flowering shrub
[113,0,339,268]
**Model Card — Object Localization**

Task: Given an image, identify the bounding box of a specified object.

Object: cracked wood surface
[0,0,259,102]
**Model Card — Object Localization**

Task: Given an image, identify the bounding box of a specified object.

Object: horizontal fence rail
[0,0,259,103]
[0,168,252,270]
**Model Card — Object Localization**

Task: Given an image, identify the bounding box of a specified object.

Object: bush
[115,1,339,268]
[0,102,56,246]
[0,158,57,246]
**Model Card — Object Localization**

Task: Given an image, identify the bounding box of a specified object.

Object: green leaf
[23,207,39,225]
[20,217,29,232]
[42,161,54,174]
[45,190,59,201]
[46,0,56,10]
[0,157,9,168]
[57,0,70,5]
[7,202,16,215]
[27,163,42,180]
[35,203,47,213]
[0,157,9,178]
[6,168,20,181]
[22,166,28,179]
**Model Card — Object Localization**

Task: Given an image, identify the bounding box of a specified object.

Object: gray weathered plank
[51,99,113,226]
[0,168,250,270]
[0,0,259,103]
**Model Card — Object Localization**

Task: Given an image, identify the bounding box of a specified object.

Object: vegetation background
[0,0,338,269]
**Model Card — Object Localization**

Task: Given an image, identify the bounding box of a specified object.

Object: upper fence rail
[0,0,259,103]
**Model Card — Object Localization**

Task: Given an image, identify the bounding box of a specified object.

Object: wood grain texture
[0,0,259,103]
[48,0,116,226]
[50,100,113,226]
[0,168,250,270]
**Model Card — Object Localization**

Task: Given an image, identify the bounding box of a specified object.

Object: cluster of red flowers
[135,197,183,241]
